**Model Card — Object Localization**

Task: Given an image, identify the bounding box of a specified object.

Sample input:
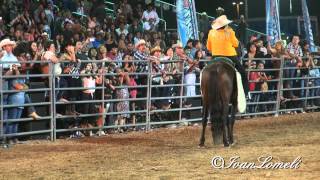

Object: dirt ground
[0,112,320,180]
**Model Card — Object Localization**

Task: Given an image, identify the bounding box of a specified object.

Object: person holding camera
[0,39,25,144]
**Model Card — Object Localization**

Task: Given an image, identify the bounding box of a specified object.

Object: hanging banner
[266,0,281,45]
[176,0,199,47]
[301,0,316,52]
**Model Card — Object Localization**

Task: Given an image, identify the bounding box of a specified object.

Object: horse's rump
[201,61,237,114]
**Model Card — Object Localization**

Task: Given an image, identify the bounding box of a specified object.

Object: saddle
[212,57,235,68]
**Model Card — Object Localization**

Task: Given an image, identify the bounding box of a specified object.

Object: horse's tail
[231,71,238,108]
[207,67,222,114]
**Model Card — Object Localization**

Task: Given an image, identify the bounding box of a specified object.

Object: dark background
[173,0,320,19]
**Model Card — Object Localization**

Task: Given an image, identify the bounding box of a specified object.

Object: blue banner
[266,0,281,45]
[176,0,199,47]
[301,0,316,52]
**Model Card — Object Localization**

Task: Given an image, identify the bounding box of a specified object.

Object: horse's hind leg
[228,105,236,145]
[199,105,208,147]
[221,105,230,147]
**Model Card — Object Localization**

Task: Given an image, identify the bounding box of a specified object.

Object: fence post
[102,61,106,132]
[0,64,4,143]
[178,70,185,122]
[146,60,152,131]
[304,73,310,110]
[275,57,284,117]
[50,62,56,141]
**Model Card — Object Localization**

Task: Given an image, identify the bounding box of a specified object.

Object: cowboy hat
[135,39,146,48]
[41,32,49,36]
[0,39,16,49]
[211,15,232,30]
[216,7,224,11]
[172,41,183,49]
[150,46,162,54]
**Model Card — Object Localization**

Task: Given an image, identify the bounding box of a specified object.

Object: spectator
[128,18,144,35]
[60,41,81,115]
[286,35,303,100]
[243,42,264,69]
[149,46,162,109]
[308,58,320,106]
[185,39,193,58]
[92,30,104,49]
[0,39,24,144]
[183,49,201,107]
[80,63,97,136]
[142,3,159,32]
[248,60,259,113]
[0,39,19,126]
[6,64,26,144]
[122,54,137,124]
[300,41,315,108]
[114,69,131,132]
[133,31,142,45]
[117,0,133,23]
[115,22,129,37]
[191,40,202,59]
[41,41,63,101]
[256,61,270,112]
[106,43,122,67]
[133,3,144,20]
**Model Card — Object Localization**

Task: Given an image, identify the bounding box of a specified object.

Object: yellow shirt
[206,27,239,56]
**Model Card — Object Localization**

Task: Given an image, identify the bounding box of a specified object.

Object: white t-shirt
[142,10,159,30]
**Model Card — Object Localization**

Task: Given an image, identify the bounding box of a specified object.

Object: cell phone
[89,38,95,42]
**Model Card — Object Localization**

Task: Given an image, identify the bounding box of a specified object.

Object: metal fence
[0,57,319,142]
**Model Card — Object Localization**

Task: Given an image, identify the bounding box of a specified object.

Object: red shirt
[249,72,259,91]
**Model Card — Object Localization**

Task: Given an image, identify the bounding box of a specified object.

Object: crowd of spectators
[244,34,320,115]
[0,0,319,142]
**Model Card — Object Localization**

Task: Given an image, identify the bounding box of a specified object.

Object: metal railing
[0,57,319,142]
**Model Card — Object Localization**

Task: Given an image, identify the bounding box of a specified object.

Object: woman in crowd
[248,60,259,114]
[255,61,271,113]
[243,42,263,69]
[79,63,97,136]
[300,41,315,108]
[267,40,294,106]
[183,50,201,107]
[114,68,131,132]
[122,54,137,125]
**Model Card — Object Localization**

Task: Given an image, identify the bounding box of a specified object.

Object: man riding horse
[199,15,248,147]
[206,15,249,98]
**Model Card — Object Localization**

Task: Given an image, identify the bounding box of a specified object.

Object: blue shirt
[0,52,20,69]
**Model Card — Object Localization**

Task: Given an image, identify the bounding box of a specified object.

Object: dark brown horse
[199,59,238,147]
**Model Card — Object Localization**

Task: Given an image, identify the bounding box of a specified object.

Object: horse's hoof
[224,143,230,148]
[198,144,205,148]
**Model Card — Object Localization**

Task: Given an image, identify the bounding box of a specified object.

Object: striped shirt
[133,50,149,73]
